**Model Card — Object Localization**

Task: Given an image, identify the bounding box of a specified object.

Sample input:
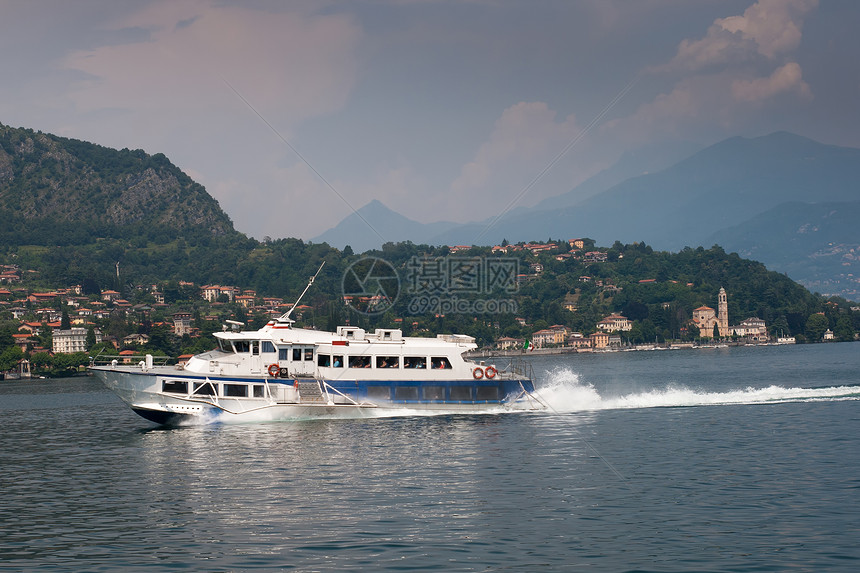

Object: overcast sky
[1,0,857,241]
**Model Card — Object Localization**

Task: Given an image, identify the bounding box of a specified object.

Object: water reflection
[4,347,859,571]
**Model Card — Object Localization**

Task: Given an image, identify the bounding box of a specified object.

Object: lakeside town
[2,244,851,379]
[503,286,796,354]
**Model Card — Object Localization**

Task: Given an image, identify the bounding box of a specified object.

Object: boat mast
[277,261,326,324]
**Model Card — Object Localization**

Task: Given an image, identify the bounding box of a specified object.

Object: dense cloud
[0,0,854,240]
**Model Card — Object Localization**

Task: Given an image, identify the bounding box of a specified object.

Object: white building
[53,327,102,354]
[596,314,632,332]
[731,317,768,341]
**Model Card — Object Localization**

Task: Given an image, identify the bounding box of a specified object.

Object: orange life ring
[268,364,279,377]
[485,366,497,379]
[473,367,484,380]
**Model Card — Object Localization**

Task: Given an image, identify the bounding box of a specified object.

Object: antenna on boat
[278,261,326,324]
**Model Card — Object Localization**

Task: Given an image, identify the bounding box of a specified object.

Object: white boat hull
[92,364,543,425]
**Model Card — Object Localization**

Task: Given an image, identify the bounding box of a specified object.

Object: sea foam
[535,366,860,413]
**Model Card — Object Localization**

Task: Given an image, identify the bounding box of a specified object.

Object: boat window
[349,356,371,368]
[317,354,331,367]
[304,348,314,361]
[235,340,251,353]
[279,348,289,361]
[293,348,302,361]
[404,357,427,369]
[394,386,419,400]
[251,341,259,356]
[193,381,217,396]
[252,385,266,398]
[223,384,248,397]
[423,386,444,400]
[431,357,452,369]
[262,341,276,353]
[367,386,391,399]
[218,339,232,352]
[162,380,188,394]
[450,386,473,400]
[332,355,344,368]
[476,386,499,401]
[376,356,400,368]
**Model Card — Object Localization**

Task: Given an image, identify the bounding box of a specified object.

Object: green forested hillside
[350,241,847,345]
[0,123,234,244]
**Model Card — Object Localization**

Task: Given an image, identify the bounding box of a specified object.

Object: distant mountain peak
[361,198,387,211]
[313,200,459,252]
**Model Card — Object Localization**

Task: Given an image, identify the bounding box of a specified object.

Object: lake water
[1,343,858,572]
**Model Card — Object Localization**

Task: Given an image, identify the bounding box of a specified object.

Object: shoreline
[466,340,799,359]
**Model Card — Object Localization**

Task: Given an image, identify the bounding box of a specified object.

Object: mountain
[0,122,235,245]
[428,132,860,248]
[709,201,860,298]
[569,131,860,250]
[0,121,852,344]
[312,199,459,252]
[0,122,274,290]
[312,141,703,250]
[531,139,703,211]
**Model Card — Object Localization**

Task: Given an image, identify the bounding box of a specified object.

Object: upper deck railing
[89,354,173,367]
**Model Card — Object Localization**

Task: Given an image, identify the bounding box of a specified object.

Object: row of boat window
[222,340,454,370]
[315,355,452,369]
[162,380,266,398]
[161,380,500,401]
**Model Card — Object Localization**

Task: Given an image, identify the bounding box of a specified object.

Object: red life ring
[473,367,484,379]
[268,364,279,377]
[484,366,497,379]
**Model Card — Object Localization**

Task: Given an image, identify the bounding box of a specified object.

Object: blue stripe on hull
[326,379,534,404]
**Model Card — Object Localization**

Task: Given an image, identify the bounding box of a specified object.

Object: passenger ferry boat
[90,319,542,425]
[91,264,542,425]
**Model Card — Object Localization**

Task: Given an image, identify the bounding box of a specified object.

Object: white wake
[535,367,860,413]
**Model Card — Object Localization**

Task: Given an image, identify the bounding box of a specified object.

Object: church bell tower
[718,287,728,337]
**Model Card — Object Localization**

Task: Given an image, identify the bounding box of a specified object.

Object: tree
[30,352,53,372]
[686,323,700,340]
[833,315,854,342]
[0,326,14,352]
[770,315,790,338]
[0,346,24,372]
[622,301,649,321]
[82,277,101,296]
[804,313,829,342]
